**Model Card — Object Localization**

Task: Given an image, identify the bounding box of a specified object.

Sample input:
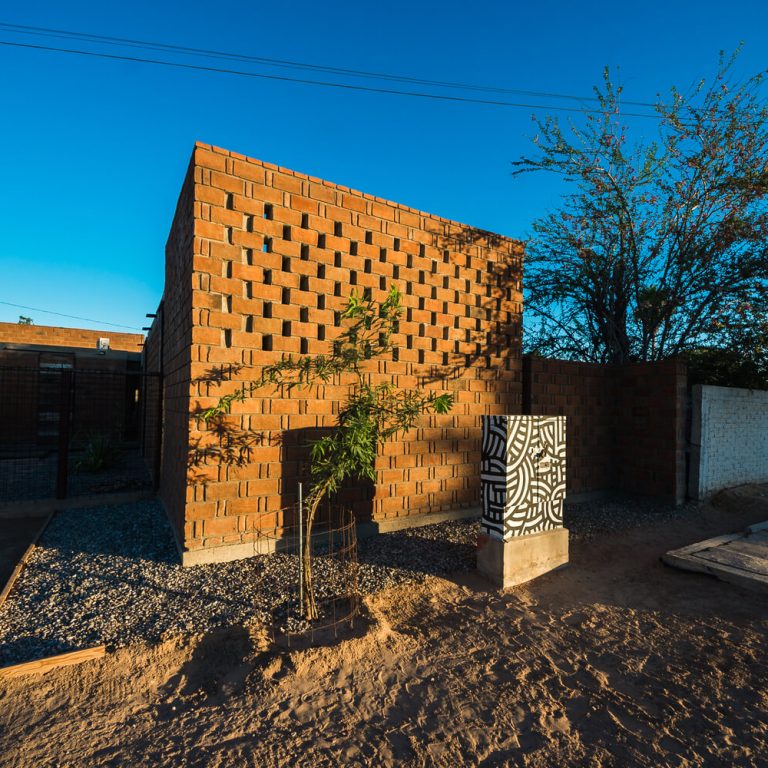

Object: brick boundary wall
[523,356,687,503]
[150,143,524,563]
[689,384,768,498]
[0,322,143,353]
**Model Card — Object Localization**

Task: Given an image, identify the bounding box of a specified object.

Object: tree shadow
[417,221,523,387]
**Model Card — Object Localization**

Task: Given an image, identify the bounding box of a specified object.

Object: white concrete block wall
[689,384,768,498]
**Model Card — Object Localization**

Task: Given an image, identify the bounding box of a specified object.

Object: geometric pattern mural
[481,415,566,541]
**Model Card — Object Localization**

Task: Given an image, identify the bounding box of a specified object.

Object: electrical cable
[0,301,145,331]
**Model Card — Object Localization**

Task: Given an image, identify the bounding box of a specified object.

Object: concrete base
[477,527,569,589]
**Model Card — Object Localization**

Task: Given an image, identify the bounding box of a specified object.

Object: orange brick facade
[148,143,524,562]
[0,322,143,355]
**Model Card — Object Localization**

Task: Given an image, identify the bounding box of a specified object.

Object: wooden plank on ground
[663,521,768,594]
[692,547,768,577]
[0,645,106,680]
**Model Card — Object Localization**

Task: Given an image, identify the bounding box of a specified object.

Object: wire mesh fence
[0,365,160,503]
[254,497,360,647]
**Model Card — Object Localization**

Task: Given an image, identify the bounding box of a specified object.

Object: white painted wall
[689,385,768,499]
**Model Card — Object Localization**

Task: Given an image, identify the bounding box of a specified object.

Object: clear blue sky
[0,1,765,333]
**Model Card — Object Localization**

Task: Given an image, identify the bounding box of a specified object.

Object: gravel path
[0,495,695,666]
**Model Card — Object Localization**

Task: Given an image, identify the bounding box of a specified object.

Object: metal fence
[0,365,160,503]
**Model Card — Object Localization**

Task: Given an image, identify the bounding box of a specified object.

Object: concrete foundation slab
[477,527,569,589]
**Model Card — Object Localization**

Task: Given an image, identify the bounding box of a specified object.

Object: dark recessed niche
[455,265,460,278]
[263,269,272,285]
[300,307,309,323]
[476,269,483,283]
[300,244,309,260]
[245,282,253,299]
[379,247,387,262]
[282,287,291,304]
[301,213,309,229]
[454,340,460,353]
[300,275,309,291]
[465,305,470,318]
[224,261,233,278]
[465,279,470,293]
[486,284,492,297]
[418,271,425,285]
[443,276,449,289]
[226,193,234,210]
[363,287,372,301]
[442,352,449,365]
[282,256,291,272]
[263,203,273,219]
[475,294,482,307]
[244,248,253,265]
[245,316,254,333]
[405,282,412,295]
[318,327,325,341]
[263,302,272,318]
[454,290,459,303]
[466,254,472,268]
[466,329,471,342]
[300,338,308,354]
[263,237,272,253]
[334,221,343,237]
[431,261,437,274]
[406,307,413,321]
[392,347,399,362]
[406,254,413,269]
[283,225,291,241]
[418,297,425,310]
[317,234,326,248]
[262,334,273,351]
[226,228,233,245]
[334,282,341,297]
[431,287,437,300]
[419,244,425,258]
[442,301,448,313]
[317,264,325,279]
[334,311,341,327]
[431,338,437,352]
[476,318,482,332]
[394,238,400,251]
[317,295,325,310]
[282,320,291,336]
[350,242,358,256]
[334,251,342,268]
[418,323,425,337]
[365,231,373,244]
[406,336,413,349]
[443,249,449,263]
[364,259,372,274]
[418,350,425,364]
[379,276,386,290]
[245,215,254,232]
[350,271,357,286]
[443,327,449,340]
[393,265,400,279]
[430,311,437,324]
[454,316,459,329]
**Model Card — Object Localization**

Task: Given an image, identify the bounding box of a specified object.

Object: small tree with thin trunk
[202,286,453,619]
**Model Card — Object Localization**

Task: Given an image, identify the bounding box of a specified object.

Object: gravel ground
[0,495,695,666]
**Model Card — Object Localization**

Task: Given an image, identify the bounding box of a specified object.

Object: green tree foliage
[514,51,768,372]
[201,286,453,619]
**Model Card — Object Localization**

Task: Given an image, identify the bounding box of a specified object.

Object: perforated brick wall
[0,322,143,354]
[153,143,524,561]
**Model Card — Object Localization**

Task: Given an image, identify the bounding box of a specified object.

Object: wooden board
[0,645,106,680]
[663,523,768,593]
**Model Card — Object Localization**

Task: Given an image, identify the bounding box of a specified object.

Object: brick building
[0,322,144,451]
[146,143,524,564]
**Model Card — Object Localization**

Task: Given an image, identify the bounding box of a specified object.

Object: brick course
[523,355,686,502]
[151,143,524,561]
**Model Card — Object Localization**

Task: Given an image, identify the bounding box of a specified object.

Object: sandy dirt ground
[2,488,768,767]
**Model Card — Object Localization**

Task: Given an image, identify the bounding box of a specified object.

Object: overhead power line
[0,38,663,119]
[0,301,144,331]
[0,20,661,108]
